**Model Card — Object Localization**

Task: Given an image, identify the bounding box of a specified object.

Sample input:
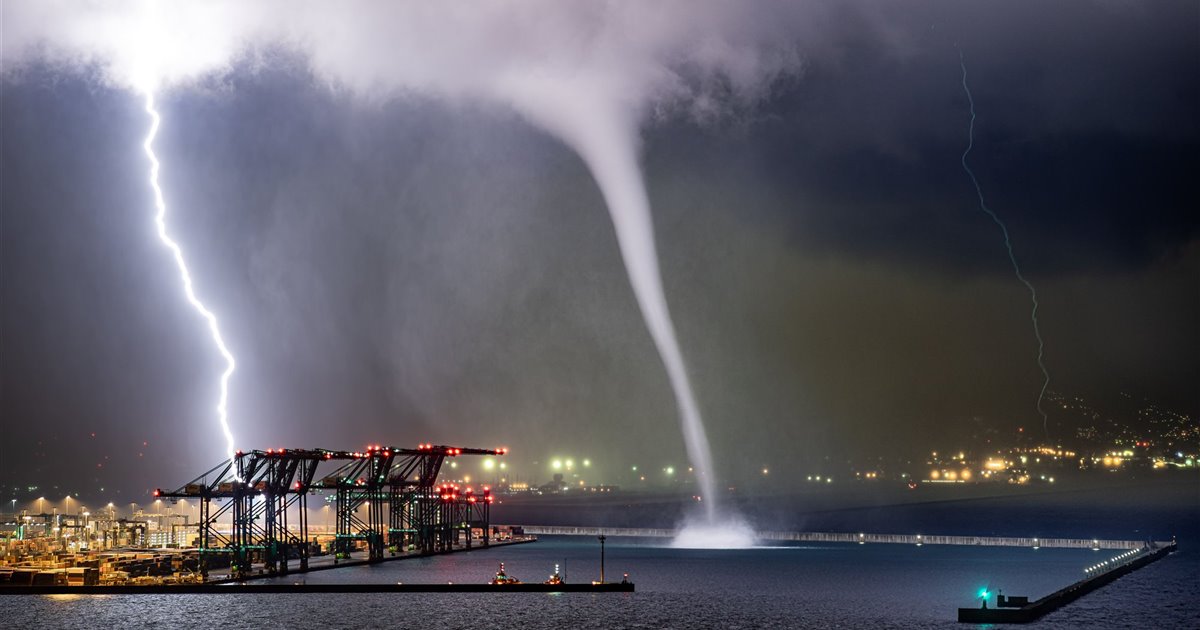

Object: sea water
[4,536,1195,629]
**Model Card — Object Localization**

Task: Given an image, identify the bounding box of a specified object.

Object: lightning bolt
[957,49,1051,436]
[141,90,239,471]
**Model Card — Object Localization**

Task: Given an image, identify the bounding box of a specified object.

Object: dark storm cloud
[2,2,1197,496]
[668,0,1200,275]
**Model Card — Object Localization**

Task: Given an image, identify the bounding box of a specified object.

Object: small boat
[543,564,563,585]
[490,563,521,585]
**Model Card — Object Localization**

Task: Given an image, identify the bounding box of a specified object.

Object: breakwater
[509,525,1166,550]
[957,540,1177,623]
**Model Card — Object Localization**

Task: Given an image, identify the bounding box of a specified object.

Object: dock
[958,540,1177,624]
[0,581,634,595]
[206,537,537,583]
[0,537,537,589]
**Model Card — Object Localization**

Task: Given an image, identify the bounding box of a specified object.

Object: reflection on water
[43,594,86,602]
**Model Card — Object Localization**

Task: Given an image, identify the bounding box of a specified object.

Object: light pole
[598,535,607,584]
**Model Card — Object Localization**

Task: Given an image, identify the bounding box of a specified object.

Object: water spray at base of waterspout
[672,517,758,549]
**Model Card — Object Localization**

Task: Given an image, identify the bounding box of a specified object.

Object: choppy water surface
[2,536,1196,629]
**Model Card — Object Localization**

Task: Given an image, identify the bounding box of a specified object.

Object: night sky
[1,2,1196,499]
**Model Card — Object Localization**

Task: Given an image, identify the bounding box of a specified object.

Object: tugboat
[544,564,564,585]
[490,562,521,585]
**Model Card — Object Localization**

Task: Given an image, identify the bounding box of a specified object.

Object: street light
[598,535,607,584]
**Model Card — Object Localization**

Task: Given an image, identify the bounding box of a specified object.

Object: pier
[958,540,1177,623]
[204,536,537,583]
[0,581,633,595]
[509,525,1168,550]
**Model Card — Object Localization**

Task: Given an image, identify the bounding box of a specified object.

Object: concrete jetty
[958,540,1177,623]
[0,582,634,595]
